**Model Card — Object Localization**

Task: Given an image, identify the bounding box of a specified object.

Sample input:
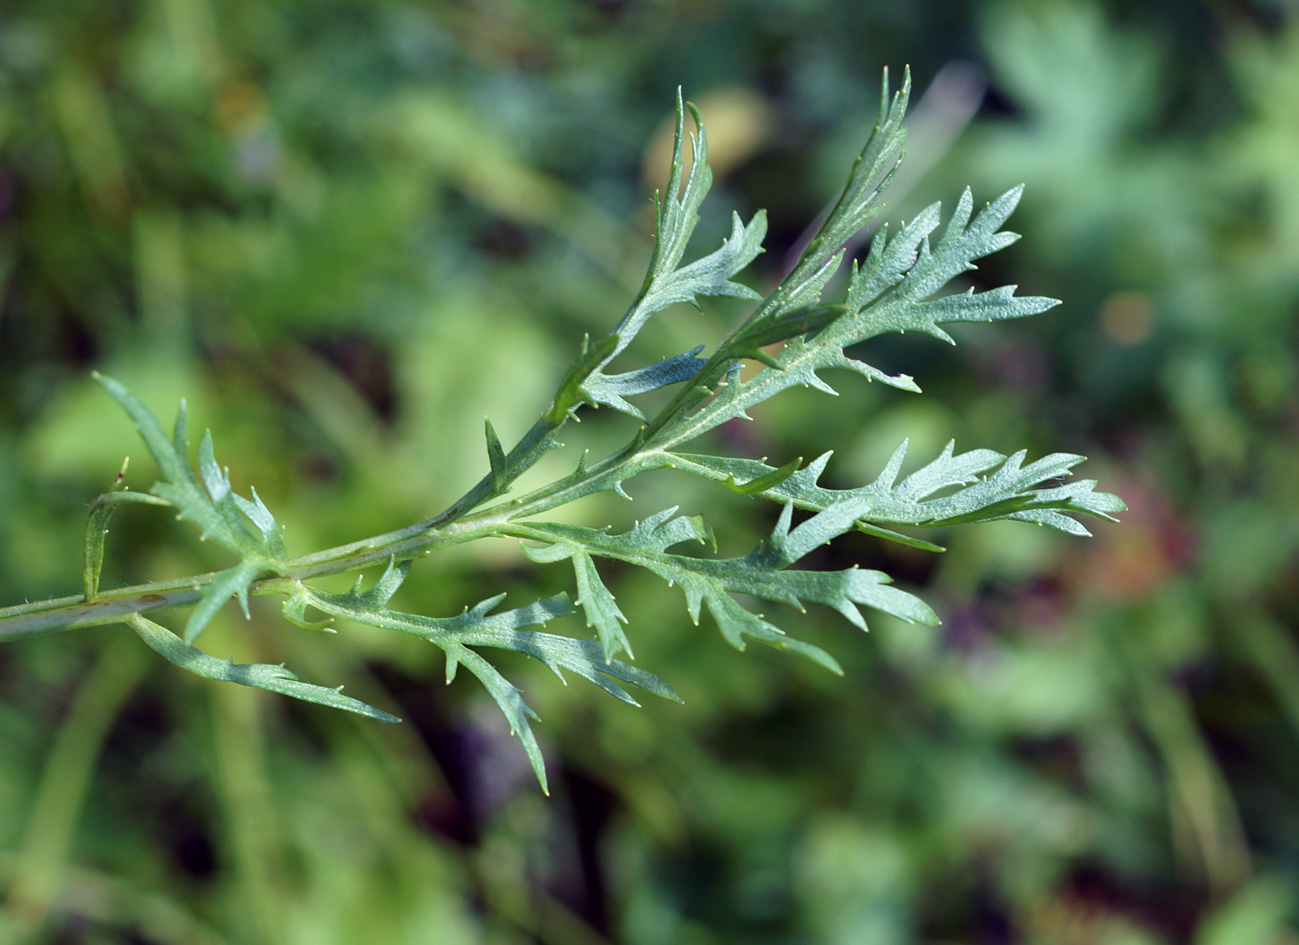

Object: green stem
[0,338,773,643]
[0,513,510,642]
[0,272,849,644]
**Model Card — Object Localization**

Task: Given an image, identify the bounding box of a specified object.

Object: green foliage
[0,70,1121,793]
[127,613,400,723]
[90,374,289,643]
[6,2,1299,942]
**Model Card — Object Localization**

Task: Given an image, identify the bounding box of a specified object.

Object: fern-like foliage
[0,69,1123,792]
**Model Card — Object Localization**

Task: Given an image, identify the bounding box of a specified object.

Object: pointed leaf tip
[485,417,507,491]
[130,614,399,722]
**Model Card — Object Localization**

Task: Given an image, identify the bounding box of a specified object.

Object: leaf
[722,456,802,496]
[583,346,706,419]
[516,508,939,674]
[296,559,679,790]
[721,305,846,368]
[523,542,631,662]
[780,67,911,301]
[593,93,767,379]
[306,563,666,702]
[643,210,766,314]
[646,90,716,281]
[185,558,266,643]
[95,375,284,560]
[845,187,1055,344]
[702,591,844,674]
[94,374,288,641]
[853,522,947,554]
[484,418,508,491]
[669,442,1126,541]
[83,489,169,601]
[444,642,551,793]
[281,589,336,632]
[684,65,909,371]
[196,431,285,555]
[127,614,399,723]
[431,417,567,525]
[546,333,621,424]
[645,186,1062,449]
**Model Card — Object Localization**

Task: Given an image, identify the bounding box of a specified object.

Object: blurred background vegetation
[2,0,1298,942]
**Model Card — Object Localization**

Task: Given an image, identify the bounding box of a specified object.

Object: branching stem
[0,70,1122,789]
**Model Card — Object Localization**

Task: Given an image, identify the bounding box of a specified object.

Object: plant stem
[0,513,509,641]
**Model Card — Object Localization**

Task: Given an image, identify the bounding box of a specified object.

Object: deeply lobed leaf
[516,507,939,675]
[292,560,680,789]
[95,374,287,641]
[670,441,1126,543]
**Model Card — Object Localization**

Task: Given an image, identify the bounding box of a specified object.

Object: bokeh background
[2,0,1298,942]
